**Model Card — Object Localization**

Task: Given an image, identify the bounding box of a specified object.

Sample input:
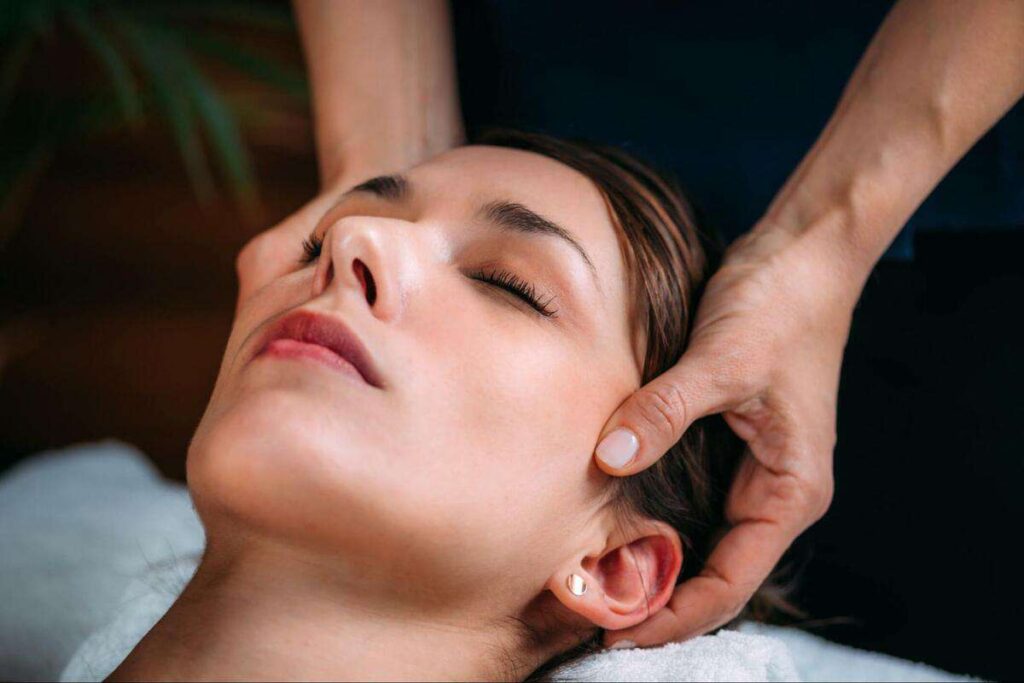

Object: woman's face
[188,145,646,611]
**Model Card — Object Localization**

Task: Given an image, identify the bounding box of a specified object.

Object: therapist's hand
[596,219,861,648]
[237,1,463,312]
[597,0,1024,648]
[234,189,344,315]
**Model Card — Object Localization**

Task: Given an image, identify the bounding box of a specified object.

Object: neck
[106,533,549,681]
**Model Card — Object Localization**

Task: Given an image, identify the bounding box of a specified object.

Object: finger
[235,194,337,308]
[594,350,737,475]
[603,518,794,648]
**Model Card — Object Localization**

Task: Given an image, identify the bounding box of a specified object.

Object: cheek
[408,291,599,458]
[412,286,632,465]
[389,296,622,559]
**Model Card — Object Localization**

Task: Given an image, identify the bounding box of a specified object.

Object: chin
[188,391,360,535]
[187,391,444,561]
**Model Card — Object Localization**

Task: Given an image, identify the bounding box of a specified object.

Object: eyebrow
[340,173,599,281]
[348,174,408,200]
[479,200,597,278]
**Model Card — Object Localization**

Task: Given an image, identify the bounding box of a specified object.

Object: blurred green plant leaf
[162,26,308,101]
[124,0,296,32]
[112,9,216,204]
[0,1,56,42]
[143,20,260,217]
[0,0,56,121]
[1,0,309,241]
[0,32,35,122]
[0,139,54,249]
[1,92,120,246]
[63,3,141,126]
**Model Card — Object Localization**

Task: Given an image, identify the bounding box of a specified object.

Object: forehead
[416,145,605,219]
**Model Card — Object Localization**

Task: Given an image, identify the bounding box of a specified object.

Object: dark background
[2,1,1021,680]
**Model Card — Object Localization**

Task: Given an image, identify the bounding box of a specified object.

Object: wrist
[748,203,874,315]
[764,197,874,280]
[757,126,943,292]
[759,69,958,284]
[316,114,465,192]
[294,0,465,192]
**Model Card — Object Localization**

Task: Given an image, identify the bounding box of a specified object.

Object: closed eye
[470,268,559,318]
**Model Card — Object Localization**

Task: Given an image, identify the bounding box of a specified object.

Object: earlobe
[548,519,683,631]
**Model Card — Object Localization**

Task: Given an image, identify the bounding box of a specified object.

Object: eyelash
[469,268,559,318]
[299,231,324,265]
[298,231,559,319]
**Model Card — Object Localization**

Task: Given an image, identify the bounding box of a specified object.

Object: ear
[546,517,683,631]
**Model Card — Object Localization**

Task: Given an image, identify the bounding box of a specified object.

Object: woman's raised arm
[595,0,1024,648]
[234,0,464,312]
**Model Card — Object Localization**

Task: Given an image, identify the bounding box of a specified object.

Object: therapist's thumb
[594,352,732,475]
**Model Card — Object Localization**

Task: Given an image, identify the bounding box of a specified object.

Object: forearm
[760,0,1024,288]
[292,0,465,190]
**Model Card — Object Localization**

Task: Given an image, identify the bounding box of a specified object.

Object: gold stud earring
[567,573,588,596]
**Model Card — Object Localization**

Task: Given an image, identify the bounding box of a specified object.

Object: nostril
[353,259,377,306]
[364,268,377,306]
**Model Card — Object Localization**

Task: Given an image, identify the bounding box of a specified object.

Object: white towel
[736,623,978,683]
[545,629,800,681]
[0,440,978,682]
[0,439,204,682]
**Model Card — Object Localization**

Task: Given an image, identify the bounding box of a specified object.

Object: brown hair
[476,129,788,680]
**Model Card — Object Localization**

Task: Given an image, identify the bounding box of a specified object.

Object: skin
[107,146,684,682]
[292,0,465,191]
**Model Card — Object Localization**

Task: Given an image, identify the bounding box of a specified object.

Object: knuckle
[818,423,839,455]
[777,437,836,523]
[710,345,763,400]
[810,477,835,520]
[634,382,690,440]
[804,445,836,520]
[723,598,746,623]
[733,278,770,310]
[729,366,762,402]
[236,229,286,279]
[235,234,264,277]
[792,474,834,523]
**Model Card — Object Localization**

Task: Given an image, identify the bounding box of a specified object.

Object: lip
[253,310,384,389]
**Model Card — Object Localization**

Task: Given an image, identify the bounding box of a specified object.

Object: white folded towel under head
[0,440,977,682]
[545,628,799,681]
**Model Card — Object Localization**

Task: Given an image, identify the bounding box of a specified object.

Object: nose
[310,216,409,321]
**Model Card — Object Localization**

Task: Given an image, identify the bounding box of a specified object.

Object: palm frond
[125,1,296,32]
[0,31,36,122]
[2,0,300,240]
[0,0,56,121]
[0,139,54,249]
[162,25,307,100]
[0,1,56,41]
[63,3,142,126]
[136,19,259,216]
[111,9,216,204]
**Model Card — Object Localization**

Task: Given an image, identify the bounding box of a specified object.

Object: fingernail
[608,639,637,650]
[595,428,639,469]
